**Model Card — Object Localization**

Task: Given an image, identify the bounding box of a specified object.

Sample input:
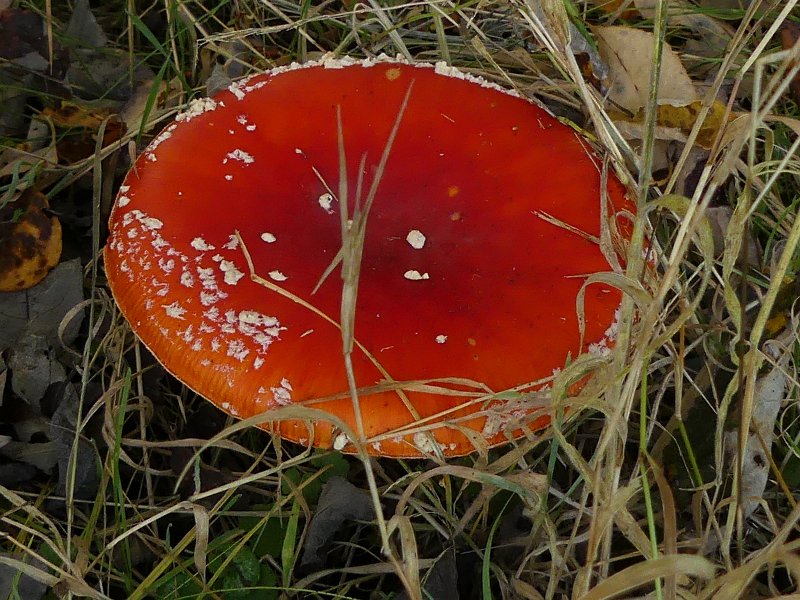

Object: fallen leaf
[594,25,697,113]
[0,8,47,61]
[0,552,49,600]
[65,0,107,49]
[780,22,800,104]
[593,0,639,20]
[707,206,760,263]
[299,476,375,568]
[170,445,244,507]
[0,70,31,137]
[203,39,250,97]
[119,74,180,138]
[0,8,70,138]
[0,258,84,350]
[0,9,48,137]
[0,462,39,487]
[655,100,731,149]
[39,101,125,164]
[634,0,733,70]
[0,440,59,473]
[49,382,99,503]
[524,0,608,82]
[7,334,67,409]
[40,100,116,130]
[611,101,733,188]
[724,334,791,519]
[397,548,458,600]
[65,49,134,101]
[0,190,62,292]
[0,356,5,401]
[62,0,132,101]
[0,117,58,179]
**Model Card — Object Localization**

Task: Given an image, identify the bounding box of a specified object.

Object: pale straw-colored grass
[5,0,799,598]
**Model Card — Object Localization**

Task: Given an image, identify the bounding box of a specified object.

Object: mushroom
[104,56,633,458]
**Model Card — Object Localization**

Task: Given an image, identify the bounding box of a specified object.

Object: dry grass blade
[581,554,716,600]
[3,0,800,598]
[334,82,419,596]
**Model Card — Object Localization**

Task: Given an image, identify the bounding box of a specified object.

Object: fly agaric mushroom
[104,56,633,458]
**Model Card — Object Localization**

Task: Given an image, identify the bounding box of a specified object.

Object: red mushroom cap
[104,57,632,458]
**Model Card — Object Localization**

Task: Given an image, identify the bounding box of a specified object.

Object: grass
[1,0,800,598]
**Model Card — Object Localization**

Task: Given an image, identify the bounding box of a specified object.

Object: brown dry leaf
[592,0,638,20]
[39,101,125,164]
[0,189,62,292]
[707,205,760,262]
[0,8,47,62]
[724,333,791,519]
[633,0,733,65]
[780,22,800,104]
[0,118,58,180]
[39,100,115,130]
[594,25,697,113]
[119,76,183,137]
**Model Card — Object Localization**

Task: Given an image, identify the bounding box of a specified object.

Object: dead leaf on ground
[49,382,100,504]
[0,117,58,180]
[170,445,245,507]
[397,548,458,600]
[0,8,59,138]
[0,8,47,61]
[202,39,251,97]
[0,258,84,350]
[523,0,608,83]
[0,462,39,487]
[0,551,50,600]
[0,356,5,400]
[615,100,732,149]
[633,0,733,69]
[39,101,125,164]
[724,333,792,519]
[656,101,731,148]
[66,47,136,101]
[40,101,117,130]
[119,75,181,139]
[63,0,132,101]
[300,476,375,569]
[593,0,639,20]
[0,190,62,292]
[780,22,800,104]
[0,439,59,473]
[594,25,697,113]
[65,0,107,49]
[7,334,67,409]
[707,206,760,262]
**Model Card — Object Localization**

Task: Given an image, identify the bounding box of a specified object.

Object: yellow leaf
[0,190,62,292]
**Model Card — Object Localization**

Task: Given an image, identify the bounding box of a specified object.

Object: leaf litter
[0,0,799,598]
[299,475,375,569]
